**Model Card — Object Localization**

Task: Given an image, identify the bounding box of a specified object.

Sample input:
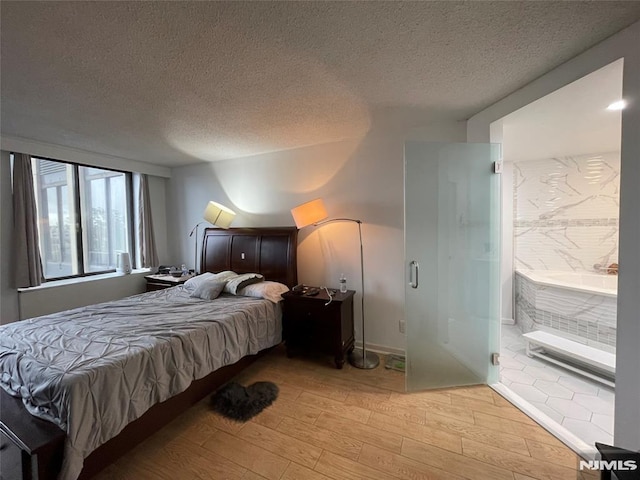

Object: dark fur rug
[210,381,279,422]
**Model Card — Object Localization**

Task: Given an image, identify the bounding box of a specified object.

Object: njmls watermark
[583,444,640,478]
[579,459,638,472]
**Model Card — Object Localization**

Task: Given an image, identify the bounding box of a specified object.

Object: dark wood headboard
[201,227,298,288]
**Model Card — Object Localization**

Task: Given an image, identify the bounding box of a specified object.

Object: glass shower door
[405,142,501,391]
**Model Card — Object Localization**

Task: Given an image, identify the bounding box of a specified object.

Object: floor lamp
[189,201,236,274]
[291,198,380,369]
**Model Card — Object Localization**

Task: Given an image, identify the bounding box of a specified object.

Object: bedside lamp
[291,198,379,369]
[189,201,236,273]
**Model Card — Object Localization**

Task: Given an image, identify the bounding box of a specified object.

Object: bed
[0,227,297,480]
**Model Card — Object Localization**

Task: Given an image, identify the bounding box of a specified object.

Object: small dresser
[281,288,355,369]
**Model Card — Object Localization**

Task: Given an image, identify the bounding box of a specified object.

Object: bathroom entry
[404,142,501,392]
[495,59,622,450]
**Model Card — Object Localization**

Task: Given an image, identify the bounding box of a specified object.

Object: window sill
[17,268,152,292]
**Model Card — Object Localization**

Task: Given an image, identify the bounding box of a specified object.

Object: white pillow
[184,271,237,291]
[224,273,264,295]
[190,280,226,300]
[183,272,214,291]
[238,281,289,303]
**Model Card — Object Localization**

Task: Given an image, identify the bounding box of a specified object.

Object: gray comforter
[0,286,281,480]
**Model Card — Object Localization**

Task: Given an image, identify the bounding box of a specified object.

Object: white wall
[617,34,640,452]
[167,112,466,353]
[18,271,148,319]
[469,21,640,450]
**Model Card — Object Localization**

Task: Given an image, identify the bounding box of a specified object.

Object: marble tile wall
[513,153,620,272]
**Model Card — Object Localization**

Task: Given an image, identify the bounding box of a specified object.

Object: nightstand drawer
[146,282,172,292]
[285,304,342,344]
[284,302,342,322]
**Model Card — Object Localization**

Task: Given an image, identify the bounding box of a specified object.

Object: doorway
[493,58,623,452]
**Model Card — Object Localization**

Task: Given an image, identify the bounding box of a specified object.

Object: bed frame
[0,227,298,480]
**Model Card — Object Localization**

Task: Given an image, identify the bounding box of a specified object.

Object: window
[31,158,134,280]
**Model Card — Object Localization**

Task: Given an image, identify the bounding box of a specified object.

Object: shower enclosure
[404,142,501,391]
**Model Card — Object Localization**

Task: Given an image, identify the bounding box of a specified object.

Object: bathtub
[517,270,617,298]
[515,270,617,352]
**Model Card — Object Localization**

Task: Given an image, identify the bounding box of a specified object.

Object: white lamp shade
[291,198,328,228]
[203,201,236,229]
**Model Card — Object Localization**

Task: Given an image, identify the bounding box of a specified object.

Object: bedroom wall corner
[166,112,466,354]
[1,150,19,324]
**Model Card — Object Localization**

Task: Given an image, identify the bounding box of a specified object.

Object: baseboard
[354,341,405,357]
[502,317,515,325]
[491,383,597,461]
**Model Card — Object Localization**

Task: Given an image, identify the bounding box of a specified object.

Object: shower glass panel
[405,142,501,391]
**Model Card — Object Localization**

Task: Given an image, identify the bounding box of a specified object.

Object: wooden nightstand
[144,274,194,292]
[281,288,355,369]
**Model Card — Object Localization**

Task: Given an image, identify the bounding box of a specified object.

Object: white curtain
[137,174,159,268]
[12,153,44,287]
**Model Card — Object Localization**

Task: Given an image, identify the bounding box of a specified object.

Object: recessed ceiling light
[607,100,626,111]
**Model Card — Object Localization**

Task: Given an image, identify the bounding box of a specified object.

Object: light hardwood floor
[94,347,598,480]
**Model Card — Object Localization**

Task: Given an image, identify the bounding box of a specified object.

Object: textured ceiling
[2,2,640,166]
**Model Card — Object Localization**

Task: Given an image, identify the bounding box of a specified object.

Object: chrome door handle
[409,261,419,289]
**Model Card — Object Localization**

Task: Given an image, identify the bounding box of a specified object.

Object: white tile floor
[500,324,615,447]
